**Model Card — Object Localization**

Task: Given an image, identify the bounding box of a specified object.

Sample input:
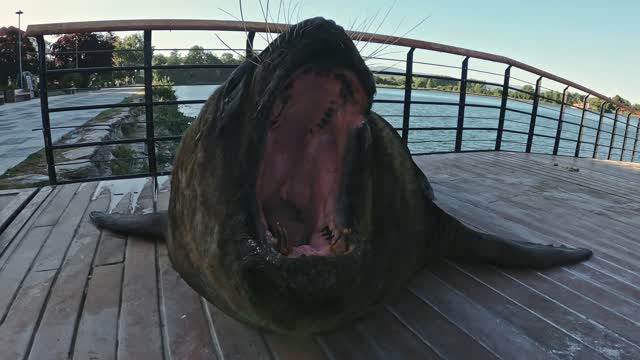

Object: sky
[3,0,639,103]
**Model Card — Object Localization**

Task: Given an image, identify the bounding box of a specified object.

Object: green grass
[110,145,138,175]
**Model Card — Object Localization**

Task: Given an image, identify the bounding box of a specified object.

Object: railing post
[621,112,632,161]
[553,86,569,155]
[593,103,606,158]
[632,118,640,162]
[36,35,57,185]
[526,76,543,153]
[245,31,256,58]
[495,65,511,151]
[455,56,469,152]
[401,48,416,146]
[574,95,589,158]
[607,108,620,160]
[143,30,157,178]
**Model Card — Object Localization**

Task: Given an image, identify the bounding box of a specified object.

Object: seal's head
[170,17,409,335]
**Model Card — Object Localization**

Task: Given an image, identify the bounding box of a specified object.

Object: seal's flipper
[90,211,168,241]
[433,205,592,269]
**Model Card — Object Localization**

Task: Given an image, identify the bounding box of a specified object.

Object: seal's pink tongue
[256,66,366,256]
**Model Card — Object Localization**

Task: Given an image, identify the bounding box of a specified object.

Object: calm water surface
[173,85,637,161]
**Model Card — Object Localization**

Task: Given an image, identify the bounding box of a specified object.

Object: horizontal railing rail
[23,19,640,186]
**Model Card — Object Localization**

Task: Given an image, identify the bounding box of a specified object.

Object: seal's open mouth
[256,64,369,258]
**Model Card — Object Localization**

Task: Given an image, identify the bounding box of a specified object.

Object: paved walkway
[0,88,142,175]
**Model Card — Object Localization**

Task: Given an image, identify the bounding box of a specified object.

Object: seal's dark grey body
[91,17,592,335]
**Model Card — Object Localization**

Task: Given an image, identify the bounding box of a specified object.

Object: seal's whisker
[362,50,404,63]
[370,60,404,75]
[364,16,405,60]
[258,0,274,44]
[354,9,381,52]
[359,0,397,54]
[276,0,284,24]
[290,2,301,25]
[296,0,304,23]
[368,16,430,60]
[349,14,372,49]
[214,34,260,66]
[218,6,264,60]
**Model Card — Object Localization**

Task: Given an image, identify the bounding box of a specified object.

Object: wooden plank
[0,189,25,196]
[0,225,52,322]
[0,270,56,359]
[429,179,640,306]
[564,264,640,308]
[433,170,640,259]
[352,308,441,359]
[430,188,640,312]
[423,156,640,262]
[504,152,640,187]
[158,244,217,360]
[33,183,79,227]
[454,262,640,359]
[204,302,272,360]
[263,333,327,360]
[408,270,551,359]
[33,183,97,271]
[317,327,384,360]
[0,188,36,235]
[541,268,640,325]
[93,193,131,266]
[0,187,54,262]
[385,290,498,359]
[502,268,640,345]
[117,235,163,360]
[72,263,123,360]
[429,262,606,359]
[429,173,640,275]
[28,192,110,360]
[468,152,640,204]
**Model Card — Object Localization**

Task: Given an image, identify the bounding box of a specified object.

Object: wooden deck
[0,152,639,360]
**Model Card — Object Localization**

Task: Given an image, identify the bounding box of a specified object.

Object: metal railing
[26,19,640,186]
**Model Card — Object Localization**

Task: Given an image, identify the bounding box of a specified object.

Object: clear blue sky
[3,0,639,102]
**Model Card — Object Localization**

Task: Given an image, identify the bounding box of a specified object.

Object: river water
[174,85,637,161]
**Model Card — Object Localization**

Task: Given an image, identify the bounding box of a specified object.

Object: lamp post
[74,36,79,68]
[16,10,24,89]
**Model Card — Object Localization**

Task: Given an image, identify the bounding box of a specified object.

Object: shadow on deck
[0,152,639,359]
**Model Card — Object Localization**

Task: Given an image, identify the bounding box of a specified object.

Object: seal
[90,17,592,335]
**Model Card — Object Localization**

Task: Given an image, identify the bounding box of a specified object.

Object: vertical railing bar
[36,35,57,185]
[607,108,620,160]
[632,118,640,162]
[553,86,569,155]
[593,103,606,159]
[620,112,632,161]
[526,76,543,153]
[574,95,590,158]
[401,48,416,146]
[455,56,469,152]
[245,31,256,58]
[143,30,158,183]
[495,65,511,151]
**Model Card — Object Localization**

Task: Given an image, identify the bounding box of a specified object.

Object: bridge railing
[25,19,640,185]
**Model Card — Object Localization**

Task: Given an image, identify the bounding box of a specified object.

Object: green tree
[112,33,144,85]
[220,52,241,64]
[0,27,38,89]
[184,46,208,64]
[49,32,116,88]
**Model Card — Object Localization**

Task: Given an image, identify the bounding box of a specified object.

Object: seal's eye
[255,65,368,258]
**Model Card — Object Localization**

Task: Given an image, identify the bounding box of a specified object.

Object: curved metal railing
[24,19,640,185]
